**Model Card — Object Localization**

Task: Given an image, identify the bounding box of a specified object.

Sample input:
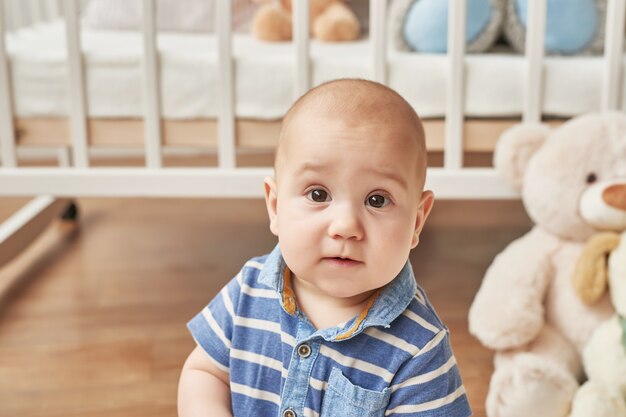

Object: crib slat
[6,1,16,30]
[0,0,17,167]
[57,0,65,19]
[217,0,236,169]
[602,0,625,111]
[30,0,43,24]
[8,1,22,30]
[444,0,466,170]
[293,0,310,99]
[142,0,163,168]
[370,0,386,84]
[64,0,89,168]
[57,147,71,167]
[45,0,61,20]
[523,0,546,123]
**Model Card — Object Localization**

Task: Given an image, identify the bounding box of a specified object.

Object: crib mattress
[6,20,623,120]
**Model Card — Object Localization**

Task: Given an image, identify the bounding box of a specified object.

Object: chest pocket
[320,367,391,417]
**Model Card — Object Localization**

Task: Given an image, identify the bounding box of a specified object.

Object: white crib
[0,0,625,268]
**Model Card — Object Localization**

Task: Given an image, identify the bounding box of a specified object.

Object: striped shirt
[188,245,472,417]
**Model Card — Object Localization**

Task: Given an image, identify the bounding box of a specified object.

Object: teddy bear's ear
[493,123,551,191]
[572,232,621,305]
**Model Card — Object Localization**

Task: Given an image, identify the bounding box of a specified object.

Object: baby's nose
[327,204,364,240]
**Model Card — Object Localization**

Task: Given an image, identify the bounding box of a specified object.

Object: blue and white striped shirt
[188,245,471,417]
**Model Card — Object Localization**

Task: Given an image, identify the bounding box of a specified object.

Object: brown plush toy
[251,0,360,42]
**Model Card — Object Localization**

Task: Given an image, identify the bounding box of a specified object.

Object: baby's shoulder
[389,286,448,346]
[235,254,270,284]
[235,252,283,292]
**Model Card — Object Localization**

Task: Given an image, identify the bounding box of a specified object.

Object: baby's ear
[411,190,435,248]
[264,176,279,236]
[494,123,551,191]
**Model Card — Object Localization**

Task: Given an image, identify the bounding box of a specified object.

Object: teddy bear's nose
[603,184,626,211]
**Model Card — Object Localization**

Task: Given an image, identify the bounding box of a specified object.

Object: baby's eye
[307,189,330,203]
[366,194,390,208]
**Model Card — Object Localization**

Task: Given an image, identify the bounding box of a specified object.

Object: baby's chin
[318,284,380,304]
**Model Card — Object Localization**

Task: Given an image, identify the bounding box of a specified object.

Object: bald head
[275,79,427,188]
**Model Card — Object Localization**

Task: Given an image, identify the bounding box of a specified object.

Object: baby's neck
[290,274,377,331]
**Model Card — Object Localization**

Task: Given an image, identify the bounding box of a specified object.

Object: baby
[178,79,472,417]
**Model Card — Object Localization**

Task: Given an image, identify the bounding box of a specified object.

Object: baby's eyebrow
[294,162,407,189]
[293,162,331,176]
[371,169,408,189]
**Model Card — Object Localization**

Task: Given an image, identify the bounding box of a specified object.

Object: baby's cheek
[387,217,416,244]
[278,221,319,265]
[376,223,414,263]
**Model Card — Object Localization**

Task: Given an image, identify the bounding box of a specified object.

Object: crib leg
[0,196,73,269]
[60,201,79,221]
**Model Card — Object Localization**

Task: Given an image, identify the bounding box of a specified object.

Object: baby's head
[274,79,427,189]
[265,79,434,299]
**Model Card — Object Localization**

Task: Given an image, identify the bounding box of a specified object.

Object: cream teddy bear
[469,113,626,417]
[251,0,360,42]
[569,231,626,417]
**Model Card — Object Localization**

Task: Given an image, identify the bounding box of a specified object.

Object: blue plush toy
[389,0,505,53]
[389,0,607,55]
[504,0,606,55]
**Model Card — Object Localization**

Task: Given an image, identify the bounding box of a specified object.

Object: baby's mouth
[323,257,363,267]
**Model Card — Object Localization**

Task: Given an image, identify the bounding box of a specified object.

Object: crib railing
[0,0,625,200]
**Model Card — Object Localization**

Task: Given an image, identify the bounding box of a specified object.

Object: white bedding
[6,20,623,120]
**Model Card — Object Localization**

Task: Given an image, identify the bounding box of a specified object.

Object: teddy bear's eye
[586,173,597,184]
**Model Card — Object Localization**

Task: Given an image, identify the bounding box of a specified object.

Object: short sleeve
[385,330,472,417]
[187,271,242,372]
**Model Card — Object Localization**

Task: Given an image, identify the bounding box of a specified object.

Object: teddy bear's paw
[468,288,544,350]
[252,3,293,41]
[569,381,626,417]
[312,3,360,42]
[487,353,578,417]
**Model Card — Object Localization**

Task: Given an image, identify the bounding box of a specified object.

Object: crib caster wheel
[61,202,79,221]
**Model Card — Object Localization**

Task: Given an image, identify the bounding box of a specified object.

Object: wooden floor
[0,197,533,417]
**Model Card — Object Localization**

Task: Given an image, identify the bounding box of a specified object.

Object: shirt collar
[258,244,417,341]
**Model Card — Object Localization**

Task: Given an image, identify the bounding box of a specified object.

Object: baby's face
[265,110,432,300]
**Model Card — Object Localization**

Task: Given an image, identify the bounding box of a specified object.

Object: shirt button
[297,343,311,358]
[283,409,296,417]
